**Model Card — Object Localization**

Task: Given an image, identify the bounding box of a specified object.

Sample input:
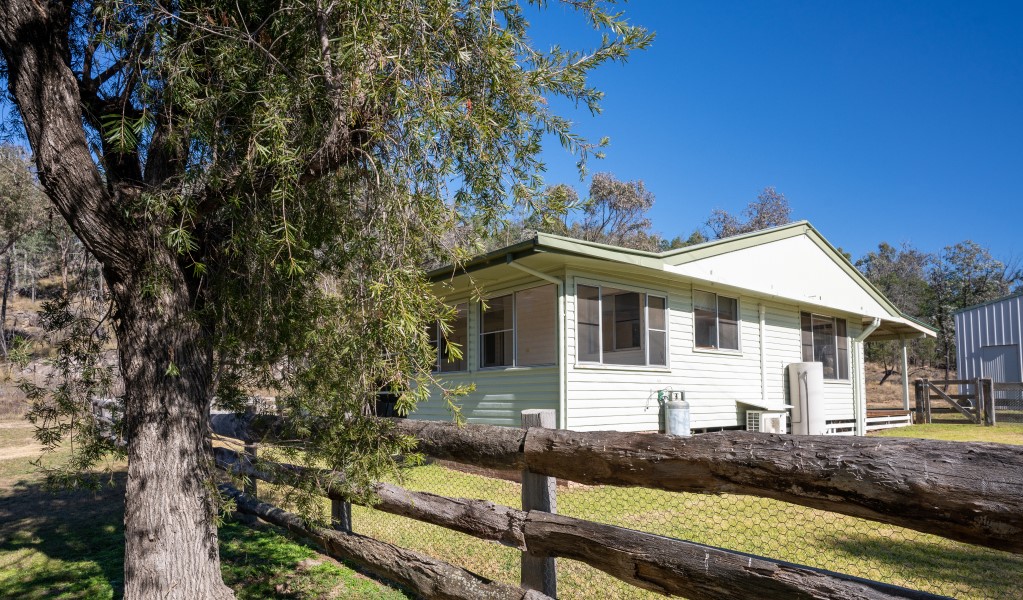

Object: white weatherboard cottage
[418,222,934,435]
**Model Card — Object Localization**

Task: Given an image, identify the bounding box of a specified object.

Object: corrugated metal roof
[429,221,936,338]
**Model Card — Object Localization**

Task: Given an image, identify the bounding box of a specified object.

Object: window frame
[430,302,469,373]
[800,311,850,381]
[692,289,741,353]
[478,284,558,370]
[574,279,669,369]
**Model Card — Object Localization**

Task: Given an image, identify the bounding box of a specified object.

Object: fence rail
[209,411,1023,599]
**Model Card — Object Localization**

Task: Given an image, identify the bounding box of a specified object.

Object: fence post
[331,497,353,533]
[920,380,928,427]
[922,378,932,424]
[982,378,996,426]
[975,377,985,426]
[521,409,557,598]
[243,440,258,497]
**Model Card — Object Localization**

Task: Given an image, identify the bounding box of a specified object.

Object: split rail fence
[913,378,1023,425]
[209,410,1023,600]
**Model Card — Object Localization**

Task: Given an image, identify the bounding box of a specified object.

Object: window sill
[823,378,851,384]
[475,365,558,373]
[692,347,742,357]
[573,362,671,373]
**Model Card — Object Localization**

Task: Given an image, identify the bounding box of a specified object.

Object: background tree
[706,186,792,239]
[0,1,651,597]
[926,241,1020,378]
[0,146,47,356]
[857,242,934,381]
[572,172,656,248]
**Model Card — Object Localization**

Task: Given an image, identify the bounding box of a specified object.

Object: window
[577,284,667,367]
[429,303,468,372]
[480,285,556,368]
[693,290,739,350]
[801,312,848,380]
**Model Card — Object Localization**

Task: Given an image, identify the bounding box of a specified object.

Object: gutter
[853,318,882,436]
[507,258,567,430]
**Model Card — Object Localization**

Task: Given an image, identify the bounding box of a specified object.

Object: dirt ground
[864,362,955,410]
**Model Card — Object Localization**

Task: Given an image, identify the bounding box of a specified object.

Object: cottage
[418,221,934,435]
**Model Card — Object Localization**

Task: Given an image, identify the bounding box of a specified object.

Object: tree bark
[112,256,232,599]
[0,251,11,357]
[0,2,233,597]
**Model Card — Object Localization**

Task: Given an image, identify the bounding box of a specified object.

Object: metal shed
[955,292,1023,387]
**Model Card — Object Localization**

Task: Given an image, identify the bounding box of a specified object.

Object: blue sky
[527,1,1023,262]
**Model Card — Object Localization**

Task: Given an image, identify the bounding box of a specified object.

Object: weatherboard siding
[418,265,859,432]
[563,271,857,432]
[414,368,559,427]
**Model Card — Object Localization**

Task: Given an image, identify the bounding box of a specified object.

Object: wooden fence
[914,378,997,425]
[209,411,1023,600]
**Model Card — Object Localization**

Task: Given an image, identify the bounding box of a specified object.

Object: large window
[577,284,667,367]
[480,285,556,368]
[428,303,468,372]
[801,312,848,380]
[693,290,739,350]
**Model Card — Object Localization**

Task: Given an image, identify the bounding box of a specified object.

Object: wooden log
[393,419,526,471]
[520,409,557,597]
[213,414,1023,553]
[214,446,527,550]
[217,450,943,599]
[521,512,945,600]
[372,483,527,550]
[220,484,548,600]
[523,428,1023,554]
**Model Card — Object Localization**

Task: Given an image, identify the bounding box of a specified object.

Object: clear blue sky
[528,1,1023,262]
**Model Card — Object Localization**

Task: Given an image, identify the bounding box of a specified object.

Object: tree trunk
[0,252,12,357]
[0,2,235,597]
[112,259,233,600]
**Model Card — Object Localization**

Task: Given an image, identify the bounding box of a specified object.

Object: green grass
[0,419,409,600]
[870,422,1023,444]
[348,430,1023,600]
[5,416,1022,599]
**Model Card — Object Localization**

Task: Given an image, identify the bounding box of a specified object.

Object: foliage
[1,0,652,516]
[857,240,1020,374]
[926,241,1020,367]
[857,242,934,375]
[0,146,47,254]
[706,186,791,239]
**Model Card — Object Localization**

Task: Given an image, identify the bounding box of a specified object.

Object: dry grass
[865,362,954,409]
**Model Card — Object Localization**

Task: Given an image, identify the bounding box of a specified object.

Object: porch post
[900,338,911,411]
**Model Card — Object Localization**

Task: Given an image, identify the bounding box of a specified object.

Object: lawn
[0,419,409,600]
[3,417,1022,600]
[348,423,1023,600]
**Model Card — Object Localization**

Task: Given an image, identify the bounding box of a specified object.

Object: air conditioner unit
[746,410,787,434]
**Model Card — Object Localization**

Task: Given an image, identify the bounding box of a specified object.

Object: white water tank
[788,362,826,435]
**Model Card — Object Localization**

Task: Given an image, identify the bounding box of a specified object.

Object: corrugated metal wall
[954,293,1023,382]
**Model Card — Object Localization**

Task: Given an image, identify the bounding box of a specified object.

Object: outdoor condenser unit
[746,410,788,434]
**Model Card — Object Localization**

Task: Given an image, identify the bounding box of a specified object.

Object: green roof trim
[428,222,936,335]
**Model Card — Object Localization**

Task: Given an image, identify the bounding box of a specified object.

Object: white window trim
[478,284,558,370]
[573,277,670,369]
[801,311,851,382]
[692,288,742,354]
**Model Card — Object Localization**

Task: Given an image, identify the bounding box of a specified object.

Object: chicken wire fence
[348,460,1020,600]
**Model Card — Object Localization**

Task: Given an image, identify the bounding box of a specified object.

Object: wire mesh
[353,460,1022,600]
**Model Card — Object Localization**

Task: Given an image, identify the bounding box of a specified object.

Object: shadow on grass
[0,472,410,600]
[826,531,1023,598]
[0,474,126,599]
